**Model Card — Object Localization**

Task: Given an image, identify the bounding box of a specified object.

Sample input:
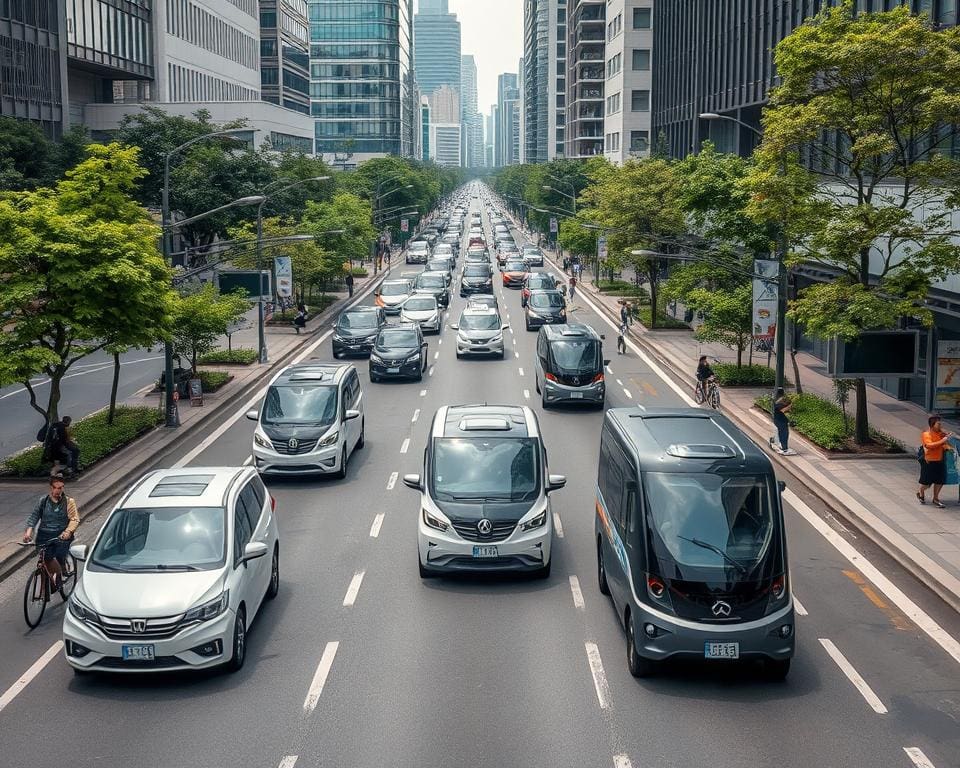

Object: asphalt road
[0,188,957,768]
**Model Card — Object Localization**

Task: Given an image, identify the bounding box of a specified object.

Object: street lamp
[372,182,413,273]
[700,111,789,402]
[542,183,576,215]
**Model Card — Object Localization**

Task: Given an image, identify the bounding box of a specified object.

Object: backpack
[917,445,926,463]
[36,423,48,443]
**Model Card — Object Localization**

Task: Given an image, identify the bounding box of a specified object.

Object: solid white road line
[523,389,530,399]
[243,455,253,466]
[569,575,585,610]
[818,638,888,714]
[369,513,385,538]
[0,356,165,400]
[420,389,427,397]
[786,489,960,666]
[585,642,612,710]
[411,409,420,423]
[518,367,525,377]
[553,511,565,538]
[400,438,410,454]
[613,757,633,768]
[903,747,936,768]
[277,756,299,768]
[386,471,398,491]
[0,641,63,715]
[623,389,633,399]
[793,596,809,616]
[342,571,365,607]
[303,641,340,714]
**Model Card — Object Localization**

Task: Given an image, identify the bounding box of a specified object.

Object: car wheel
[627,614,656,678]
[598,539,611,595]
[764,658,791,681]
[533,559,552,580]
[266,546,279,600]
[541,388,550,410]
[357,419,365,449]
[226,607,246,672]
[369,372,379,383]
[535,377,541,394]
[334,445,348,480]
[418,556,436,579]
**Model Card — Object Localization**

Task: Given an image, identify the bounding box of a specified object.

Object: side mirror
[70,544,88,562]
[600,334,606,340]
[603,359,611,367]
[546,474,567,493]
[403,473,423,491]
[778,480,787,493]
[450,323,459,330]
[502,324,511,331]
[344,409,361,421]
[242,541,269,563]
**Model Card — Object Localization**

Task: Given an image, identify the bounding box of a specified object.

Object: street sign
[400,218,409,233]
[550,217,558,234]
[597,235,608,262]
[275,256,293,298]
[217,270,270,299]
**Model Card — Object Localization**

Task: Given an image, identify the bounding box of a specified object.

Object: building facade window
[632,48,650,71]
[633,7,651,29]
[630,129,649,152]
[631,89,649,111]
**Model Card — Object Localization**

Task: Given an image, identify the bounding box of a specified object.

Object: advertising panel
[275,256,293,299]
[752,259,779,341]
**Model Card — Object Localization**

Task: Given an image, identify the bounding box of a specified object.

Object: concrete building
[420,95,430,161]
[485,106,497,167]
[602,0,652,163]
[259,0,311,115]
[523,0,567,163]
[461,54,483,168]
[496,72,521,167]
[565,0,605,158]
[430,122,461,167]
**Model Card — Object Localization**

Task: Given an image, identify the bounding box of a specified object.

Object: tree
[301,192,376,269]
[171,284,249,373]
[0,143,174,425]
[0,117,53,190]
[746,2,960,443]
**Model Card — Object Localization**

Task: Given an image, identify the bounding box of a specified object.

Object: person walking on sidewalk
[345,271,355,298]
[619,301,632,328]
[568,275,577,303]
[919,415,953,507]
[617,322,628,355]
[22,475,79,591]
[293,307,307,334]
[770,389,795,455]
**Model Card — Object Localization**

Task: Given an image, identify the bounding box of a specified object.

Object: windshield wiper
[677,536,749,575]
[124,564,202,572]
[449,493,512,502]
[89,560,125,572]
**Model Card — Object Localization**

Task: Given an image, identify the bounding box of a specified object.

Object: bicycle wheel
[694,385,706,405]
[59,554,77,601]
[709,386,721,410]
[24,570,47,629]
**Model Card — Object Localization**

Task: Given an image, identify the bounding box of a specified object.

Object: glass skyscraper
[309,0,415,159]
[413,0,461,101]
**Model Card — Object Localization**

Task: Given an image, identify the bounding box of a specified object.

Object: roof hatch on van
[666,443,735,459]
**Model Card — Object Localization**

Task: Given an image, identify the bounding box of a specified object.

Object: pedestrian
[769,389,794,456]
[293,308,307,334]
[22,475,79,592]
[345,271,355,298]
[619,301,631,328]
[297,297,306,314]
[45,416,80,476]
[568,275,577,302]
[919,415,953,508]
[617,322,627,355]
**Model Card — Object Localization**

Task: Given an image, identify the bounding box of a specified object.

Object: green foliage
[635,304,689,329]
[269,295,337,322]
[196,348,258,365]
[558,218,601,257]
[597,280,650,301]
[713,363,775,387]
[2,407,163,477]
[350,267,369,277]
[302,192,376,266]
[198,370,232,392]
[0,117,53,190]
[171,284,249,373]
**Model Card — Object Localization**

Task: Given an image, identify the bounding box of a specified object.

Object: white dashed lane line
[623,389,633,399]
[342,571,365,607]
[434,351,440,360]
[514,352,520,358]
[400,438,410,454]
[613,757,633,768]
[369,514,385,538]
[429,365,436,377]
[903,747,937,768]
[569,575,585,610]
[518,367,525,377]
[616,378,623,386]
[277,757,298,768]
[818,638,888,714]
[585,642,612,710]
[411,409,420,423]
[523,389,530,399]
[420,389,427,397]
[386,471,398,491]
[553,512,564,538]
[793,596,808,616]
[303,641,340,714]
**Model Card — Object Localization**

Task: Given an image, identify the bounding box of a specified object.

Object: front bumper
[253,439,342,475]
[461,283,493,296]
[63,606,237,673]
[526,313,565,328]
[543,378,605,404]
[418,517,552,574]
[332,337,376,356]
[370,357,423,379]
[456,336,505,356]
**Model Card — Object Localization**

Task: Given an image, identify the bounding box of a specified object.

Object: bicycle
[695,377,721,409]
[20,536,77,629]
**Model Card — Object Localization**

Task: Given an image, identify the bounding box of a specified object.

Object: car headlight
[333,332,345,342]
[319,430,339,448]
[520,509,548,532]
[422,508,449,532]
[69,596,99,624]
[370,354,385,365]
[490,333,503,343]
[407,353,421,364]
[183,590,230,624]
[254,432,271,449]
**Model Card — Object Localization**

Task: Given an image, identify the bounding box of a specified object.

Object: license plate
[387,367,400,373]
[571,392,584,399]
[472,545,499,558]
[704,642,739,659]
[122,644,155,661]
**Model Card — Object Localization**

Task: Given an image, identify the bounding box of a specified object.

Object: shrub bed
[350,267,369,277]
[636,305,689,329]
[3,407,164,477]
[755,393,905,453]
[598,279,650,300]
[196,348,257,365]
[268,295,338,324]
[713,363,776,387]
[198,370,232,392]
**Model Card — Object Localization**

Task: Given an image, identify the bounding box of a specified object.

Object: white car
[400,295,442,333]
[63,467,279,673]
[376,279,414,314]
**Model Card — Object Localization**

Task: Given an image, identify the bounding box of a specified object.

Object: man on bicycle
[695,355,716,401]
[22,475,79,590]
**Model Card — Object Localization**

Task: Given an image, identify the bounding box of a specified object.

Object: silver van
[595,406,795,679]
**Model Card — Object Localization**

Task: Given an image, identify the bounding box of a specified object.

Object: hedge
[713,363,776,387]
[636,305,689,329]
[350,267,369,277]
[598,279,650,300]
[198,370,232,392]
[268,295,338,324]
[3,407,164,477]
[196,348,257,365]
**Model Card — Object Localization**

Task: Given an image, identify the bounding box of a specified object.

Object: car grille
[96,656,185,670]
[451,519,517,542]
[94,613,194,640]
[271,438,319,455]
[554,373,595,387]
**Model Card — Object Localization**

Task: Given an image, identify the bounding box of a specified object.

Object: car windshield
[531,292,563,308]
[460,313,500,330]
[91,506,226,571]
[529,276,554,289]
[417,275,445,288]
[263,384,339,427]
[338,312,378,331]
[378,329,419,349]
[410,243,428,251]
[505,262,527,271]
[644,473,774,573]
[431,438,539,501]
[465,266,491,277]
[381,283,409,296]
[551,340,599,371]
[405,297,436,311]
[428,261,449,270]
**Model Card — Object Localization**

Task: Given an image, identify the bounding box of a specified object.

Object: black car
[413,271,451,308]
[460,264,494,297]
[525,290,567,330]
[369,324,429,382]
[332,306,387,357]
[522,273,559,306]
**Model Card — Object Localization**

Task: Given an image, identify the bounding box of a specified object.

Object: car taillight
[545,373,557,382]
[771,574,785,599]
[592,373,604,383]
[270,496,276,512]
[647,575,666,598]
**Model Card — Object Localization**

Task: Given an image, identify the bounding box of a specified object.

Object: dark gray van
[595,406,795,679]
[534,324,608,408]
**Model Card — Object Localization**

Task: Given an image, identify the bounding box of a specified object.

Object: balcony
[579,87,603,100]
[579,67,603,81]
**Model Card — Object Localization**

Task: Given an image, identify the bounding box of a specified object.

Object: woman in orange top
[919,415,953,508]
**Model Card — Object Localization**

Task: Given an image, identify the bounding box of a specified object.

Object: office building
[523,0,567,163]
[461,54,483,167]
[565,0,605,158]
[260,0,311,115]
[496,72,521,167]
[603,1,652,163]
[309,0,416,162]
[413,0,460,96]
[485,106,497,167]
[420,95,430,161]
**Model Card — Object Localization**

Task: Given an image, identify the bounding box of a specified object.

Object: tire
[59,554,77,601]
[525,320,531,331]
[456,351,463,360]
[694,385,706,405]
[334,445,348,480]
[533,559,552,580]
[369,372,379,383]
[535,378,541,394]
[226,607,246,672]
[23,570,46,629]
[597,540,611,596]
[709,387,721,410]
[627,615,656,678]
[764,658,791,681]
[357,419,365,450]
[266,546,279,600]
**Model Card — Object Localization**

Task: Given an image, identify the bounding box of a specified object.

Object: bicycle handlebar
[19,536,66,548]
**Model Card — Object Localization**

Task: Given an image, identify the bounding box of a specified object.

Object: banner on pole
[752,259,778,341]
[597,235,608,262]
[400,218,409,233]
[550,217,558,234]
[275,255,293,298]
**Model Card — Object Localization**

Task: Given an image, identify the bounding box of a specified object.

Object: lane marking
[411,409,421,423]
[605,365,613,374]
[513,338,517,346]
[585,642,612,710]
[369,513,385,538]
[793,596,808,616]
[515,352,520,358]
[553,511,564,538]
[613,758,633,768]
[243,455,253,466]
[518,367,525,377]
[903,747,937,768]
[400,438,410,454]
[843,569,911,630]
[420,389,427,397]
[433,351,439,360]
[616,378,624,386]
[0,356,164,401]
[277,757,299,768]
[641,381,658,397]
[0,641,63,715]
[303,641,340,714]
[623,389,633,399]
[342,571,365,607]
[386,471,398,491]
[429,365,435,377]
[523,389,530,399]
[785,489,960,665]
[818,638,888,714]
[438,338,442,345]
[569,575,585,610]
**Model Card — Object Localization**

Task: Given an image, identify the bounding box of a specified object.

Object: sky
[415,0,524,117]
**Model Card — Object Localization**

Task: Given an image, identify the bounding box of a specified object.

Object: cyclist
[695,355,716,402]
[22,475,79,591]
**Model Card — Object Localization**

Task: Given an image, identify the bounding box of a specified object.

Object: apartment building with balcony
[565,0,605,159]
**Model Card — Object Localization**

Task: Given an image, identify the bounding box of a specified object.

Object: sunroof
[149,474,214,497]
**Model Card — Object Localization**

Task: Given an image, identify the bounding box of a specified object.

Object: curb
[0,270,388,583]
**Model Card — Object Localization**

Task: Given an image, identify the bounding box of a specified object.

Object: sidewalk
[538,240,960,612]
[0,265,388,579]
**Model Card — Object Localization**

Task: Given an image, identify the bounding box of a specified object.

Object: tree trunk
[748,340,754,367]
[790,349,803,395]
[854,377,870,445]
[736,344,743,368]
[647,264,658,330]
[108,350,121,426]
[45,367,64,424]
